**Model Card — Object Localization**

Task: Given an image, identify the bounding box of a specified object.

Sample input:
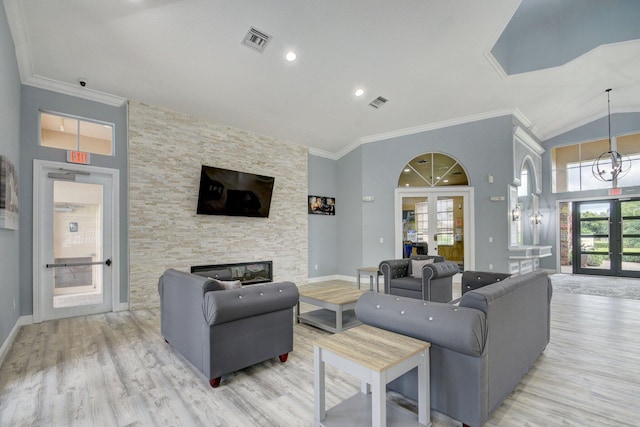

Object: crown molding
[23,75,127,107]
[514,125,544,155]
[4,0,126,107]
[541,106,640,142]
[308,147,339,160]
[359,109,516,146]
[308,138,362,160]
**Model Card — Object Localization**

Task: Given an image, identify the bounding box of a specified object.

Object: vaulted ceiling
[5,0,640,157]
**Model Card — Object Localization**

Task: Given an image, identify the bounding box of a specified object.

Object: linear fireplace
[191,261,273,285]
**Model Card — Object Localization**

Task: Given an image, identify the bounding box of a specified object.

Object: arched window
[397,152,469,187]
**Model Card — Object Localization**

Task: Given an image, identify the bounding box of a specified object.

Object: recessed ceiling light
[286,51,297,61]
[355,89,364,97]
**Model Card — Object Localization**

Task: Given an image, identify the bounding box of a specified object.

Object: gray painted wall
[361,116,515,272]
[308,154,337,278]
[0,3,21,348]
[329,115,516,277]
[19,86,128,315]
[336,147,363,276]
[539,112,640,270]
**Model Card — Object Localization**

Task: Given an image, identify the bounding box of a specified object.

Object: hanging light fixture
[591,89,631,183]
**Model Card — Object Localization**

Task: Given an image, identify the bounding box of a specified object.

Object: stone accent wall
[128,101,308,309]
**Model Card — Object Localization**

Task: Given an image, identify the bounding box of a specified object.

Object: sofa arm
[422,261,459,280]
[159,268,225,298]
[379,259,410,293]
[379,259,410,278]
[355,292,487,357]
[203,281,299,326]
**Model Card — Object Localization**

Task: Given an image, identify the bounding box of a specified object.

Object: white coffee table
[314,324,431,427]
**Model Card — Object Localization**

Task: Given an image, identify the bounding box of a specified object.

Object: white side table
[314,324,431,427]
[356,267,382,292]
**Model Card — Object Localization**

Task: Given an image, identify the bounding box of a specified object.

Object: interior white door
[33,160,119,322]
[395,187,475,269]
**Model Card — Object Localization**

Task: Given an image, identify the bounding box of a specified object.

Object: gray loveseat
[158,269,299,387]
[379,255,459,302]
[355,270,552,427]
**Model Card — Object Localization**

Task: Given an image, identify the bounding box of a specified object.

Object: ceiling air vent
[369,96,388,109]
[242,26,272,53]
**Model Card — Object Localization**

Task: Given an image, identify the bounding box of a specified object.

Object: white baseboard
[307,274,356,283]
[0,315,33,368]
[116,302,130,312]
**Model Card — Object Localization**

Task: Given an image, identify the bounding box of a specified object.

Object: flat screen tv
[197,165,275,218]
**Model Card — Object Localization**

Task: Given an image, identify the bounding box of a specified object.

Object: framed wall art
[308,195,335,215]
[0,156,19,230]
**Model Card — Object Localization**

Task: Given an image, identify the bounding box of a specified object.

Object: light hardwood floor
[1,281,639,426]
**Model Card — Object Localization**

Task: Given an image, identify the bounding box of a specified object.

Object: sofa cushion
[410,259,435,278]
[212,279,242,290]
[389,276,422,292]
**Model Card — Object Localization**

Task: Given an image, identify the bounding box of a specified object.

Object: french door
[573,198,640,277]
[33,160,119,322]
[395,187,475,270]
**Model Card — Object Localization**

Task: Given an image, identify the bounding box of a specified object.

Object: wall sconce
[511,205,521,222]
[530,210,543,225]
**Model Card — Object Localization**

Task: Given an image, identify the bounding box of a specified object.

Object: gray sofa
[355,270,552,427]
[158,269,299,387]
[461,270,511,296]
[379,255,459,302]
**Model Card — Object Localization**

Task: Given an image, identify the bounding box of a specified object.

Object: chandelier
[592,89,631,183]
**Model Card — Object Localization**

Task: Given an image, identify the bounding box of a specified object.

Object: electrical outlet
[489,236,493,243]
[314,264,318,270]
[489,264,493,270]
[379,237,384,244]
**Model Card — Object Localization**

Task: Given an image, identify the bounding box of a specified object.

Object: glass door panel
[436,196,464,266]
[621,200,640,274]
[401,196,428,257]
[52,181,104,308]
[574,202,612,274]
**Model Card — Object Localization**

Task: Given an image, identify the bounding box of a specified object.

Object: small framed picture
[69,222,79,232]
[308,195,335,215]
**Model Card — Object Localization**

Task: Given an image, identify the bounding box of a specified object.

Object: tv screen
[197,165,275,218]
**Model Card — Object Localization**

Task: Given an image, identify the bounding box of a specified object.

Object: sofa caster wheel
[279,353,289,362]
[164,338,169,344]
[209,377,221,388]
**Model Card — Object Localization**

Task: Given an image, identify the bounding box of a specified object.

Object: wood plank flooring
[1,282,640,426]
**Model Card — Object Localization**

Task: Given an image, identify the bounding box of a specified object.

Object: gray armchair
[379,255,459,302]
[158,269,299,387]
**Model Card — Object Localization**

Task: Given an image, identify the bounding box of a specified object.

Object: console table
[314,325,431,426]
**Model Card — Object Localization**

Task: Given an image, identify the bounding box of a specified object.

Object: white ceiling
[5,0,640,158]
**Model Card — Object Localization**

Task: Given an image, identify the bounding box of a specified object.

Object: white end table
[314,324,431,426]
[356,267,382,292]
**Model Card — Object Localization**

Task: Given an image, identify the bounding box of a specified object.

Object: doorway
[395,187,474,270]
[33,160,120,322]
[566,198,640,277]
